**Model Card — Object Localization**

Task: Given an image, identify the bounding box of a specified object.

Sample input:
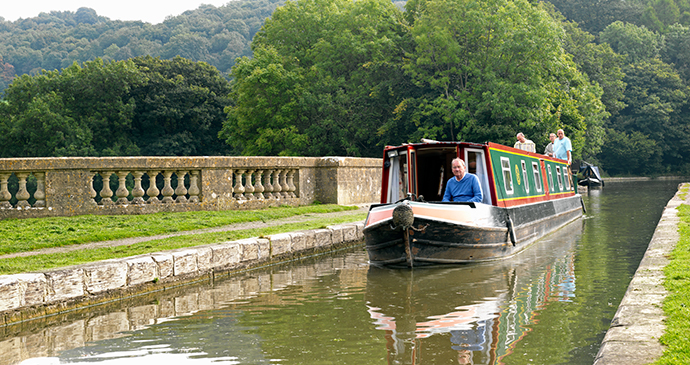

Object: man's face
[550,134,556,142]
[557,130,565,140]
[517,134,526,143]
[452,161,466,180]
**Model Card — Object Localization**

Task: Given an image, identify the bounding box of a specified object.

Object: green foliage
[399,0,606,156]
[546,0,645,34]
[0,56,232,157]
[223,0,411,156]
[0,0,284,93]
[224,0,608,158]
[599,128,661,175]
[130,56,232,155]
[600,21,664,63]
[662,23,690,82]
[656,203,690,364]
[607,59,690,171]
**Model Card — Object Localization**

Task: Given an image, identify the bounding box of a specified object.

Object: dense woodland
[1,0,690,176]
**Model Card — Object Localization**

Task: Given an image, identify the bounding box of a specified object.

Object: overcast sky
[2,0,234,24]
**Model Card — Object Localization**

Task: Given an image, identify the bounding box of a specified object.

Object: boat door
[385,149,409,203]
[464,148,493,205]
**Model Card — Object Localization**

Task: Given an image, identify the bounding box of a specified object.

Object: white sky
[1,0,234,24]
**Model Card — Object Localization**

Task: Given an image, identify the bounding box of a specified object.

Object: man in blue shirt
[442,158,483,202]
[553,129,572,164]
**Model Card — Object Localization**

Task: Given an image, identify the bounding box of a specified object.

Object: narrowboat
[363,140,584,267]
[577,161,605,187]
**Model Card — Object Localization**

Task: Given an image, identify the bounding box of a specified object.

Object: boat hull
[364,196,583,267]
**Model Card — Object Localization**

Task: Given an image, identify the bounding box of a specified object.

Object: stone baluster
[263,169,274,199]
[98,172,114,205]
[234,169,246,201]
[188,171,200,203]
[161,171,175,204]
[33,172,46,207]
[244,169,255,200]
[287,169,297,198]
[131,171,146,204]
[272,169,283,199]
[175,171,188,203]
[14,172,31,209]
[0,173,12,209]
[254,169,265,199]
[115,171,130,205]
[146,171,160,204]
[279,170,290,198]
[88,172,98,206]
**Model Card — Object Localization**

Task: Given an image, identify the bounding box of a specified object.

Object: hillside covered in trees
[1,0,690,176]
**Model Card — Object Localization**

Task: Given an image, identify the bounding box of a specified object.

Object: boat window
[556,166,563,190]
[501,157,513,195]
[547,165,554,192]
[532,161,542,192]
[521,160,529,194]
[564,167,571,190]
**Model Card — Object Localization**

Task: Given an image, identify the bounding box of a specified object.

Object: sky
[1,0,233,24]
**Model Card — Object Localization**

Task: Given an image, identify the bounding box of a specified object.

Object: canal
[4,179,683,365]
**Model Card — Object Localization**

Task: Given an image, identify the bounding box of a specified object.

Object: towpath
[0,205,369,260]
[595,183,687,364]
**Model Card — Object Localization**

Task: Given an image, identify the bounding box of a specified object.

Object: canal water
[5,179,683,365]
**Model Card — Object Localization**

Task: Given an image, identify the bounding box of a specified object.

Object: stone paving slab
[594,183,687,365]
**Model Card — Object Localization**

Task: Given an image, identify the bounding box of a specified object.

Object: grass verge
[0,204,357,255]
[0,212,367,275]
[656,203,690,364]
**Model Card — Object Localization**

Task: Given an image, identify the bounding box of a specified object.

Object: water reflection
[366,219,582,364]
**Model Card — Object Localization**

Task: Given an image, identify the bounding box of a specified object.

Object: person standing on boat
[544,133,556,157]
[553,129,572,164]
[442,158,483,203]
[514,132,536,152]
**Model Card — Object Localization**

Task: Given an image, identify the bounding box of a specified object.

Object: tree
[400,0,607,157]
[0,59,144,157]
[606,59,690,171]
[599,21,664,63]
[222,0,411,156]
[599,129,661,175]
[662,23,690,81]
[546,0,644,35]
[129,56,233,156]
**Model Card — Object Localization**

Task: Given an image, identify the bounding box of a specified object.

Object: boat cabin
[380,141,574,207]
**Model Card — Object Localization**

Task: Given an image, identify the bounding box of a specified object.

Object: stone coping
[0,156,382,171]
[0,221,365,327]
[594,183,686,364]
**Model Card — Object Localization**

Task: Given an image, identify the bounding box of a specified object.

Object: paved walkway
[0,206,369,260]
[594,183,687,364]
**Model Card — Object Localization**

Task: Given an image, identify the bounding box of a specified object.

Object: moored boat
[577,161,605,187]
[363,140,584,267]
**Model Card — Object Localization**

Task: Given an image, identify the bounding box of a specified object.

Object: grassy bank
[0,204,366,275]
[656,193,690,364]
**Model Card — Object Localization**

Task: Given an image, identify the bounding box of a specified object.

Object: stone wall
[0,222,365,327]
[0,242,367,365]
[0,156,382,219]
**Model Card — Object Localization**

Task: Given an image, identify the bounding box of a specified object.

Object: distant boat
[577,161,605,187]
[363,140,584,268]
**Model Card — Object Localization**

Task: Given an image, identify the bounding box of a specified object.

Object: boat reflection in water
[365,218,583,364]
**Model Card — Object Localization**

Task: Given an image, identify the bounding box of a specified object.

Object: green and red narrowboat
[363,140,584,267]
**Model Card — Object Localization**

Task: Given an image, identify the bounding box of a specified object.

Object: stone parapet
[0,222,365,325]
[0,156,381,219]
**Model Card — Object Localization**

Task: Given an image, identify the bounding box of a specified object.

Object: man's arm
[442,178,452,202]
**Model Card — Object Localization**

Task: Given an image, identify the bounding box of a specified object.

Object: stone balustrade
[0,156,381,219]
